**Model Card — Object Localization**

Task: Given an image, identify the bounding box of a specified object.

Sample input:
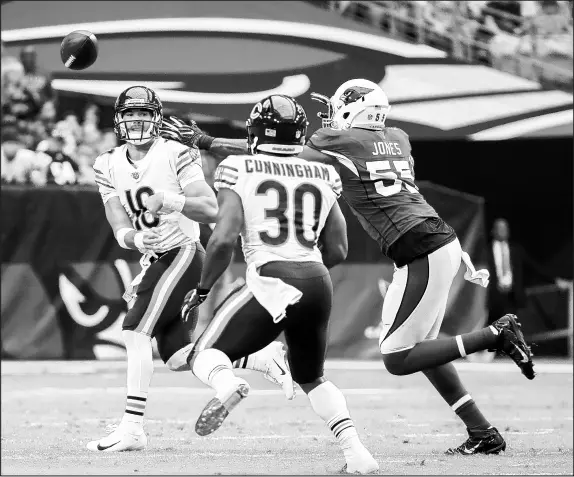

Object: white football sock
[193,348,236,396]
[233,341,281,372]
[120,330,154,433]
[307,381,363,457]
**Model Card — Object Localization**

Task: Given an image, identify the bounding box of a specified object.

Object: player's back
[214,153,341,267]
[307,126,439,256]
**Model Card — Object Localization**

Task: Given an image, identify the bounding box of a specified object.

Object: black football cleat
[446,427,506,455]
[491,314,535,380]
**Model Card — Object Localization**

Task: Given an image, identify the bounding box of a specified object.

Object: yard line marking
[403,429,563,438]
[2,360,572,375]
[2,387,402,400]
[19,416,573,427]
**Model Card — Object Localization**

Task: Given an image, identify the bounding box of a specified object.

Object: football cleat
[86,424,147,452]
[195,378,250,436]
[446,427,506,455]
[491,314,535,380]
[259,342,296,400]
[341,448,379,474]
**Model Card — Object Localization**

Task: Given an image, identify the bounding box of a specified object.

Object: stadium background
[2,0,572,361]
[1,2,572,475]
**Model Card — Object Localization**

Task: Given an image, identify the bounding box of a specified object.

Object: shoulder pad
[93,149,113,169]
[162,138,190,153]
[307,127,339,147]
[221,155,250,171]
[307,127,354,151]
[385,127,410,141]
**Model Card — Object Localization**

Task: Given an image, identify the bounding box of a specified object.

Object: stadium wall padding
[0,183,567,359]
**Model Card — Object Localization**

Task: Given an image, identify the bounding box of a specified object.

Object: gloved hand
[181,287,210,322]
[160,115,207,148]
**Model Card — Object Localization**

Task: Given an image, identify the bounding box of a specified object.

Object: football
[60,30,98,70]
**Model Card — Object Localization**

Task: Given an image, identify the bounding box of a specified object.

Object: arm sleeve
[92,153,118,204]
[175,146,205,188]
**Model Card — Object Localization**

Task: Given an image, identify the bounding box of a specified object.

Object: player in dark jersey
[159,79,535,456]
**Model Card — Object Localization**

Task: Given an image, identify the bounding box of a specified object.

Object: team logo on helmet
[250,102,263,120]
[340,86,374,105]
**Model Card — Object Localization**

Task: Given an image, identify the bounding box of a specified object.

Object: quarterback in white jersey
[87,86,292,454]
[93,136,204,253]
[181,95,378,474]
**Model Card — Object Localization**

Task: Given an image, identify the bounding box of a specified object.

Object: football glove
[181,287,210,322]
[160,115,206,148]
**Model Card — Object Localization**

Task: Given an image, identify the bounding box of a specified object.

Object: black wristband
[197,287,211,296]
[196,135,215,150]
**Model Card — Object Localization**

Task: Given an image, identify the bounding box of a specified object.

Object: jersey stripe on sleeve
[176,148,197,175]
[213,164,239,191]
[93,167,112,189]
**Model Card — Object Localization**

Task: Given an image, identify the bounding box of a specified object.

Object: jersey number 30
[256,180,322,249]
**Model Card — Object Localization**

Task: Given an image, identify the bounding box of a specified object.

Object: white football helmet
[311,78,391,131]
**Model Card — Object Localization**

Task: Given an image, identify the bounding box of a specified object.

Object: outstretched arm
[208,138,248,160]
[160,115,247,161]
[297,145,337,165]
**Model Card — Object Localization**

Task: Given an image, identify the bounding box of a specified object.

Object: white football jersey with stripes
[214,153,342,267]
[93,138,205,253]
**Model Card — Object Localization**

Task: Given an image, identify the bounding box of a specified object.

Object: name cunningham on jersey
[214,153,342,268]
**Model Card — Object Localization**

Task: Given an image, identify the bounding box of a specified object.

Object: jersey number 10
[125,187,160,230]
[257,180,323,250]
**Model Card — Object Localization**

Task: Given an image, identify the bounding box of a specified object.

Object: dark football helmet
[114,86,163,145]
[246,94,308,155]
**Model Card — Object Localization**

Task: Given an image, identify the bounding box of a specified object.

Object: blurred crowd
[326,0,573,88]
[1,41,223,188]
[3,1,572,187]
[1,42,118,187]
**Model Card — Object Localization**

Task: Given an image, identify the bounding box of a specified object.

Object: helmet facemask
[311,92,335,129]
[114,107,161,146]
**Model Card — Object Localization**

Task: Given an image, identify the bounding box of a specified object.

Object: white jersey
[214,153,342,267]
[93,137,205,253]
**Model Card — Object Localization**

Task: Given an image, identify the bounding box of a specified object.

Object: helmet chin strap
[123,122,155,145]
[125,136,154,146]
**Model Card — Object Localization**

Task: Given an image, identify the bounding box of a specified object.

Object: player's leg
[153,277,293,403]
[87,244,200,452]
[191,285,287,436]
[380,240,534,378]
[281,265,378,474]
[421,299,506,455]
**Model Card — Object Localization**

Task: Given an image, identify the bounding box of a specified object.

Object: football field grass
[1,359,572,475]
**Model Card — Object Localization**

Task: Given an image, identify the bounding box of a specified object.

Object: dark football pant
[193,261,333,385]
[122,242,205,365]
